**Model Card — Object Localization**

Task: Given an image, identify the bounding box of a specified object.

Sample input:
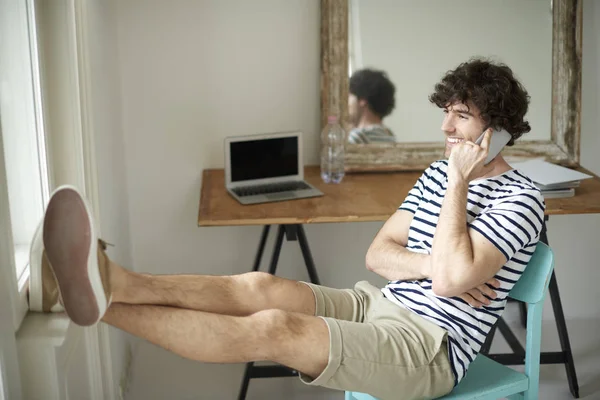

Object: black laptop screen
[230,136,299,182]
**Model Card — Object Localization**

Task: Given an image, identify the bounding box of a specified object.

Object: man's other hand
[455,278,500,308]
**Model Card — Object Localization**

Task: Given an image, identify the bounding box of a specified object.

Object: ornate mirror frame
[320,0,583,172]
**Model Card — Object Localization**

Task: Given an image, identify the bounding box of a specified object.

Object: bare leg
[103,303,329,378]
[110,262,316,316]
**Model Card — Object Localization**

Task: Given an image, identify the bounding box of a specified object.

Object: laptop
[224,131,324,205]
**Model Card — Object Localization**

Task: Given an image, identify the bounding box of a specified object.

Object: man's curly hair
[428,58,531,146]
[349,68,396,119]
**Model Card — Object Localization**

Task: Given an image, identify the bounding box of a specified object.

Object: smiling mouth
[446,137,464,144]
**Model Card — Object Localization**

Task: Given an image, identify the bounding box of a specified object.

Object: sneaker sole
[43,186,108,326]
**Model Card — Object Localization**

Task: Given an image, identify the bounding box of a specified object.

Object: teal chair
[345,242,554,400]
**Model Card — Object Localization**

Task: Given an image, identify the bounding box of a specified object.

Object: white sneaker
[42,185,112,326]
[28,220,65,313]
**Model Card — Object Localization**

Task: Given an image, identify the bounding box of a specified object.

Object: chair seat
[439,355,529,399]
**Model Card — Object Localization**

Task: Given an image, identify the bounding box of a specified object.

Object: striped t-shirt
[348,124,396,144]
[381,160,545,386]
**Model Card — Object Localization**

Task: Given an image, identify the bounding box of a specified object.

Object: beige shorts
[300,280,455,400]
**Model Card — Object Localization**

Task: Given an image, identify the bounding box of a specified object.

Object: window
[0,0,49,328]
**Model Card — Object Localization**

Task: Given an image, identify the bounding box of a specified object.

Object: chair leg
[480,324,497,355]
[540,217,580,398]
[518,301,527,328]
[548,272,580,398]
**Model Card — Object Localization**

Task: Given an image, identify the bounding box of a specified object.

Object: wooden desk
[198,165,600,399]
[198,166,600,227]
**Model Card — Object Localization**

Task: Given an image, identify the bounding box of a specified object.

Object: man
[30,58,544,400]
[347,68,397,144]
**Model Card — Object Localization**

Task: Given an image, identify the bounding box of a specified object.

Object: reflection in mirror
[347,68,398,144]
[347,0,552,146]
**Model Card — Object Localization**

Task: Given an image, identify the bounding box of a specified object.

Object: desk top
[198,166,600,226]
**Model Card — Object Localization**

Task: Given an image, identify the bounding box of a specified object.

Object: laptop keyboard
[233,181,311,197]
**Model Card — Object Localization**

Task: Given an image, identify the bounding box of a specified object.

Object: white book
[510,159,592,186]
[535,181,580,190]
[540,188,575,199]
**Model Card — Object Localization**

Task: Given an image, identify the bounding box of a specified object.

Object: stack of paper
[509,159,592,199]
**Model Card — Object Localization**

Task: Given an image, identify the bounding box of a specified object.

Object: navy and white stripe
[382,160,545,386]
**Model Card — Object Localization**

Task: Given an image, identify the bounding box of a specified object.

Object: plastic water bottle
[320,115,346,184]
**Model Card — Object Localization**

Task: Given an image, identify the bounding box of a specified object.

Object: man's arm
[430,132,507,297]
[366,204,502,307]
[365,209,432,281]
[429,131,541,297]
[430,177,507,297]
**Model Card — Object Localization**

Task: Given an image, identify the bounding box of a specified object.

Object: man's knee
[236,271,277,298]
[251,309,304,353]
[249,309,329,376]
[235,272,315,315]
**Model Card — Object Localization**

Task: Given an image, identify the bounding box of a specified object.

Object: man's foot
[28,220,65,313]
[42,185,112,326]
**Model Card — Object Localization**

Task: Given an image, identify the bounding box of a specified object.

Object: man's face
[441,102,487,158]
[348,94,364,127]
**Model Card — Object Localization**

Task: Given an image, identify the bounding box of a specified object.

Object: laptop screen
[230,136,299,182]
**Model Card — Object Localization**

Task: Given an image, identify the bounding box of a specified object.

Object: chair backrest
[508,241,554,400]
[508,242,554,304]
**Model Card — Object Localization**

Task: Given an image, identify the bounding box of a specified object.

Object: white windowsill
[13,245,75,345]
[17,312,74,347]
[13,241,76,344]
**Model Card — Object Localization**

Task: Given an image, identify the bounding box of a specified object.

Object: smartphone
[475,129,511,165]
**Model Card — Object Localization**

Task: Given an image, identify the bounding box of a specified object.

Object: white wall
[115,0,354,286]
[85,0,133,396]
[114,0,599,346]
[353,0,553,143]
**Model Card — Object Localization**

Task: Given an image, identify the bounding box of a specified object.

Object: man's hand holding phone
[448,129,494,183]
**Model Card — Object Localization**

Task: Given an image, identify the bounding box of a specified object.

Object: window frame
[0,0,49,331]
[2,0,117,397]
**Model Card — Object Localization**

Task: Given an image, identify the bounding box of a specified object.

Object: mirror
[320,0,582,172]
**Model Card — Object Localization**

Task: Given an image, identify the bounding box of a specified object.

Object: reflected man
[348,68,397,144]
